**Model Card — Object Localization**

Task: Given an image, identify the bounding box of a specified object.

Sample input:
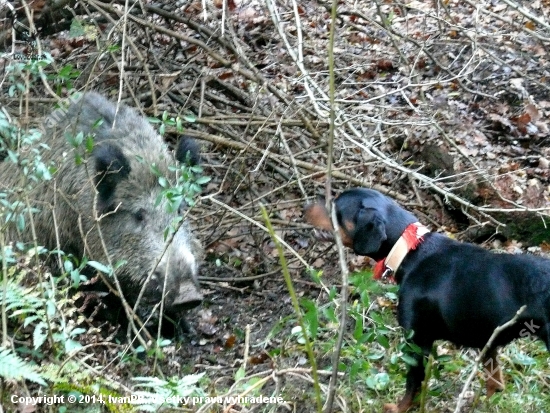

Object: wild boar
[0,92,204,333]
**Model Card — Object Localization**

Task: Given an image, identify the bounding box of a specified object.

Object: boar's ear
[93,143,131,214]
[175,136,200,166]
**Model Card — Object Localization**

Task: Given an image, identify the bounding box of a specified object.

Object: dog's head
[305,188,416,259]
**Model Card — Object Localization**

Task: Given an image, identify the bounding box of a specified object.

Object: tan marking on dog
[305,202,355,248]
[339,219,355,247]
[483,348,505,397]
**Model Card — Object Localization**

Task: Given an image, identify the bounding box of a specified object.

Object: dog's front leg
[383,347,430,413]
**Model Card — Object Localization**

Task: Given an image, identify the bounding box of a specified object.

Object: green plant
[5,55,53,98]
[50,64,81,94]
[0,64,211,410]
[148,110,197,137]
[0,111,54,238]
[131,374,205,411]
[0,346,46,385]
[148,111,209,214]
[0,99,88,354]
[0,263,85,354]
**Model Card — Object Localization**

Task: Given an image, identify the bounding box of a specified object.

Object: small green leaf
[366,372,390,390]
[33,322,48,350]
[65,339,83,353]
[87,261,112,275]
[511,352,536,366]
[85,135,94,152]
[353,316,363,340]
[400,353,419,366]
[70,328,86,337]
[158,176,168,188]
[376,334,390,349]
[234,366,245,381]
[195,176,211,185]
[307,268,321,284]
[301,298,318,338]
[183,113,197,122]
[69,19,85,38]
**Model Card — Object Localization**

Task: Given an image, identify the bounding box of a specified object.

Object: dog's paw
[383,403,399,413]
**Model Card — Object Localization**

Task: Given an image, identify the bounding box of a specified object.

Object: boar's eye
[134,208,146,222]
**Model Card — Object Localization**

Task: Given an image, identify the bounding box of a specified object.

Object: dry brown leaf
[525,103,541,121]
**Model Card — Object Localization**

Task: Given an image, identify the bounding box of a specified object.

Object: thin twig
[453,305,527,413]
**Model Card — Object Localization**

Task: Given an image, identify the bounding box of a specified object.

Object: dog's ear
[352,206,387,256]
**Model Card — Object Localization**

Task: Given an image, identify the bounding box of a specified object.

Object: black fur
[93,143,131,214]
[175,136,200,166]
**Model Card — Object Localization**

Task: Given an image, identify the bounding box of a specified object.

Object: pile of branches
[3,0,550,252]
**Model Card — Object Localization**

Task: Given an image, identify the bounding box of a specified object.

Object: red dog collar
[373,222,430,283]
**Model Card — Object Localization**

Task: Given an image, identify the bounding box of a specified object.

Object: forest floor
[2,0,550,412]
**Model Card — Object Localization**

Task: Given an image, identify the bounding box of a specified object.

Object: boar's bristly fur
[0,92,204,332]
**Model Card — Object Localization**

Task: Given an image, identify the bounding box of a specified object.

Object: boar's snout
[154,240,203,314]
[170,281,203,310]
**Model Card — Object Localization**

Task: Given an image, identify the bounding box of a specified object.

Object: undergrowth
[0,58,207,412]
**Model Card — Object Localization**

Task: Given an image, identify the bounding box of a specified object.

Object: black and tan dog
[305,188,550,413]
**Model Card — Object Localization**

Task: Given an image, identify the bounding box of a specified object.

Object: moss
[53,382,134,413]
[497,212,550,246]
